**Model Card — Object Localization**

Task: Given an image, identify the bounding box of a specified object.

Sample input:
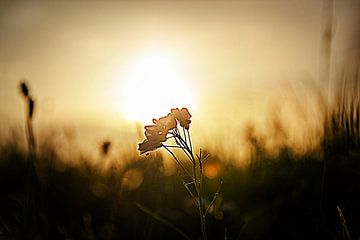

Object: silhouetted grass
[1,120,360,240]
[1,71,360,239]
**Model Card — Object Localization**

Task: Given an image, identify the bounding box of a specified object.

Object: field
[1,1,360,239]
[1,77,360,240]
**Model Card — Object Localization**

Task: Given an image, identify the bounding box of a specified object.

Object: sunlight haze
[0,0,359,158]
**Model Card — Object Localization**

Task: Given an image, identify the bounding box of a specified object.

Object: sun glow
[119,50,194,124]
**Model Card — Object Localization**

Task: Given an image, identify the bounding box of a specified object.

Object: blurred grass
[1,72,360,239]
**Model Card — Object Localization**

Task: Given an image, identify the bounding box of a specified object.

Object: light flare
[119,50,194,124]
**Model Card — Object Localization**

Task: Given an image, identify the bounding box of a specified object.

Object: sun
[119,50,194,124]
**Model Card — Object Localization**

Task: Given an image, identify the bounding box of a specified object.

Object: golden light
[119,50,194,124]
[204,162,221,179]
[122,168,144,191]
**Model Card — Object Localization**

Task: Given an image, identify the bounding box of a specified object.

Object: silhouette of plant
[101,140,111,156]
[138,108,222,240]
[19,80,36,161]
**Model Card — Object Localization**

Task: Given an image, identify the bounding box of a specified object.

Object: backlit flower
[144,124,167,142]
[153,113,177,131]
[138,108,192,154]
[138,138,162,154]
[171,108,192,129]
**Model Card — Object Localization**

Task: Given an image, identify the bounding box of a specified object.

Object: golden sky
[0,0,359,159]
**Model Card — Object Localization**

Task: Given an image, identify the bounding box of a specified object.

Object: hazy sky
[1,0,359,155]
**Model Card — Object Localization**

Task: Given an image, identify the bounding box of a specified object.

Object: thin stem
[187,129,192,152]
[135,202,192,240]
[177,133,195,161]
[173,134,194,163]
[200,211,207,240]
[176,138,193,161]
[179,131,190,153]
[182,180,199,205]
[175,129,188,149]
[166,128,207,240]
[201,154,210,163]
[162,145,182,149]
[337,206,352,240]
[163,145,192,179]
[198,151,207,240]
[26,118,36,161]
[183,127,187,145]
[236,221,249,240]
[205,181,223,216]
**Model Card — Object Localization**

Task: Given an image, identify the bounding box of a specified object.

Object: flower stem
[182,180,199,205]
[162,145,182,148]
[166,128,207,240]
[198,153,207,240]
[187,129,192,152]
[163,145,192,179]
[205,180,223,216]
[172,131,194,163]
[183,127,187,144]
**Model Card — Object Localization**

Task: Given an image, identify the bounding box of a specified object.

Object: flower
[138,138,162,154]
[153,113,177,130]
[145,113,177,141]
[138,127,164,154]
[139,114,177,154]
[138,108,191,154]
[144,124,167,142]
[171,108,192,129]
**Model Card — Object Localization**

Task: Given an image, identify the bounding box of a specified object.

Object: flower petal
[171,107,192,129]
[138,139,162,154]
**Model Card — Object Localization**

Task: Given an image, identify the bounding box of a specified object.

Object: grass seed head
[19,81,29,97]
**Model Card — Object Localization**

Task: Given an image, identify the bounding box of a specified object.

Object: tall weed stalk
[138,108,222,239]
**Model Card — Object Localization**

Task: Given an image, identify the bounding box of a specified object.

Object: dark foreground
[0,127,360,240]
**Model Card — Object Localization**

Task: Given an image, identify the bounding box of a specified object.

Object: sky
[0,0,359,160]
